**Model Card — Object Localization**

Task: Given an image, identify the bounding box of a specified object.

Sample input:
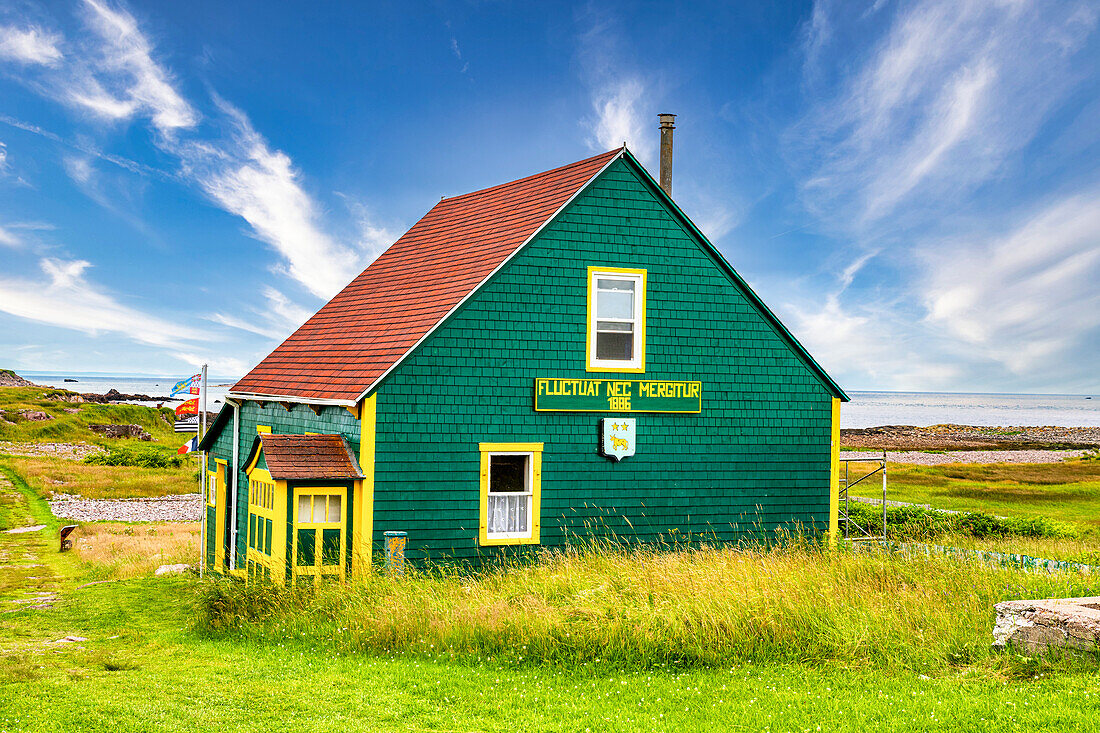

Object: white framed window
[479,443,543,546]
[587,267,646,372]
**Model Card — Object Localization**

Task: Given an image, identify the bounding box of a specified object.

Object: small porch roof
[243,433,364,481]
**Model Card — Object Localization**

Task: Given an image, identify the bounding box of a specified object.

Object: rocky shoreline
[842,424,1100,451]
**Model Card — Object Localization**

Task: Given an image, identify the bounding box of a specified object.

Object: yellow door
[213,461,228,571]
[292,488,347,585]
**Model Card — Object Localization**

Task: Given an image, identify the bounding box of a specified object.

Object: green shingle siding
[372,158,833,561]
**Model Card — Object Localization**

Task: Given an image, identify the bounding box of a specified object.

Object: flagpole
[199,364,207,579]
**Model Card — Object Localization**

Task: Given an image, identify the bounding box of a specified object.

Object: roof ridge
[440,148,621,204]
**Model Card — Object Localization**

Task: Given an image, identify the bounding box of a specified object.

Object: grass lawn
[5,577,1100,733]
[847,460,1100,530]
[3,461,1100,730]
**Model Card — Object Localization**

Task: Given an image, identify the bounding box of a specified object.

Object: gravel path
[48,493,202,522]
[841,449,1090,465]
[0,441,104,460]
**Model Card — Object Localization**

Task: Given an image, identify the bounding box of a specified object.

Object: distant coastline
[6,371,1099,429]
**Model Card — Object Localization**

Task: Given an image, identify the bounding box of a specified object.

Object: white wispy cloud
[921,191,1100,377]
[335,192,398,264]
[75,0,198,133]
[586,78,651,159]
[0,2,366,301]
[0,25,63,65]
[0,224,21,247]
[780,0,1100,391]
[791,0,1098,230]
[576,8,656,164]
[208,286,313,340]
[63,155,94,184]
[173,99,362,299]
[449,35,468,73]
[0,258,209,348]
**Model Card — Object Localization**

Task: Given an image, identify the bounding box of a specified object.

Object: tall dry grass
[9,456,197,500]
[74,522,200,580]
[199,541,1100,671]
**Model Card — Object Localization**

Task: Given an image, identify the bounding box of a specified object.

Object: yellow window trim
[478,442,543,547]
[209,458,227,507]
[292,486,349,583]
[585,266,647,373]
[244,464,284,582]
[212,459,228,570]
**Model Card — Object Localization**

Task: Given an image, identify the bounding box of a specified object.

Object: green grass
[848,460,1100,530]
[2,459,1100,730]
[4,579,1100,733]
[0,386,185,447]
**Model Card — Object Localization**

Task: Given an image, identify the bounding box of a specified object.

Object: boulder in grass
[19,410,53,421]
[993,597,1100,654]
[88,424,152,441]
[155,563,191,576]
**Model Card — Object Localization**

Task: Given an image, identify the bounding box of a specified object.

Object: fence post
[384,531,407,577]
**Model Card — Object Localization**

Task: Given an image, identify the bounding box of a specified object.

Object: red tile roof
[252,434,364,480]
[231,148,623,402]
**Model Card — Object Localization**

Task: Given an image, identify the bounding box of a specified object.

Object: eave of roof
[196,402,232,451]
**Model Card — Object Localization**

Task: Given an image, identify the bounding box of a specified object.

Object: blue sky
[0,0,1097,392]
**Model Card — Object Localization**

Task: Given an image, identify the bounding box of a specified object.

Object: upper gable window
[587,267,647,372]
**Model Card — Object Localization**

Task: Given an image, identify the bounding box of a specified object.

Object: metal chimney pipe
[658,113,676,197]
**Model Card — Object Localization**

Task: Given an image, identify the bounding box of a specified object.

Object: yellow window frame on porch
[292,487,348,585]
[478,442,543,546]
[243,443,285,583]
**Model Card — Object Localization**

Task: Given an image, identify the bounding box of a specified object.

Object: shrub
[847,502,1078,540]
[83,444,185,469]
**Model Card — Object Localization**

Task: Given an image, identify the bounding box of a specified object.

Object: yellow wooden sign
[534,378,702,413]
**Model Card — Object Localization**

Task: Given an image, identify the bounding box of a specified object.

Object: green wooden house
[199,145,848,582]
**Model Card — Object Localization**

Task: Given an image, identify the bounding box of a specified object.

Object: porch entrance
[292,488,347,585]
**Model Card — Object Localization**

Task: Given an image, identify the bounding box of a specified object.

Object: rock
[0,369,38,387]
[87,424,152,441]
[50,493,202,522]
[19,410,53,421]
[45,391,84,403]
[5,524,46,534]
[155,563,191,576]
[993,597,1100,654]
[0,441,104,460]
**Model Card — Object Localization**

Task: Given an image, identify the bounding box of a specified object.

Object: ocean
[24,373,235,413]
[19,373,1100,428]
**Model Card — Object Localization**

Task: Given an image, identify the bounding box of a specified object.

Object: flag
[175,398,199,416]
[171,374,201,397]
[177,436,198,455]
